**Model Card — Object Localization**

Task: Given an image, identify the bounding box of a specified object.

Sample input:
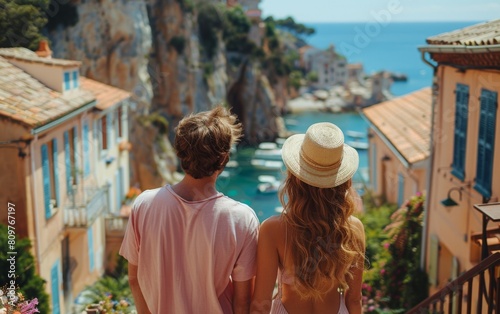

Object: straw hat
[281,122,359,188]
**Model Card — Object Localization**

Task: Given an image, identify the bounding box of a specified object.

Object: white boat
[251,159,283,171]
[346,130,366,139]
[346,141,369,150]
[275,138,287,146]
[258,175,279,183]
[257,181,281,194]
[258,142,278,150]
[225,160,239,168]
[254,148,282,160]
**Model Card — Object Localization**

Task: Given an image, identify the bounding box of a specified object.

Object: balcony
[105,215,129,238]
[64,186,109,228]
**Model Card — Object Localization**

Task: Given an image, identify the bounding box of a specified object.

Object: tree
[0,0,50,50]
[0,224,50,313]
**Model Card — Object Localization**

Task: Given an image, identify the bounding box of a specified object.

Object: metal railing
[64,186,108,228]
[104,216,129,237]
[407,252,500,313]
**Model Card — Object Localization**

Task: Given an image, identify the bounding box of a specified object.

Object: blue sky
[260,0,500,23]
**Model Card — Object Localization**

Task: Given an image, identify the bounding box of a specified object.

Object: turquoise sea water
[217,112,369,222]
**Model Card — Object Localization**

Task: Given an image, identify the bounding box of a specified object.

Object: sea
[217,21,481,222]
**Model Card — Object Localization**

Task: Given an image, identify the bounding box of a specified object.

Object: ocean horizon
[304,21,481,96]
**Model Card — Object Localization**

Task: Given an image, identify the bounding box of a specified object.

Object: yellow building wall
[426,66,500,295]
[368,132,427,205]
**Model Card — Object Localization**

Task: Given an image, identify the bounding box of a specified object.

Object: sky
[259,0,500,23]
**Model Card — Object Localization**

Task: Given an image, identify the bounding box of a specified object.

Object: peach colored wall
[368,132,427,205]
[7,60,76,93]
[426,66,500,293]
[0,119,31,238]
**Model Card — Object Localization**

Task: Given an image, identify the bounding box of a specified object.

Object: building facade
[0,46,131,314]
[363,87,432,206]
[419,19,500,305]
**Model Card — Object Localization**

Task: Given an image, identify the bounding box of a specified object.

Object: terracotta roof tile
[427,19,500,46]
[0,56,94,128]
[0,48,81,68]
[79,77,130,111]
[363,87,432,165]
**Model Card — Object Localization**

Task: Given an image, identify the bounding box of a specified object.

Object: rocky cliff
[48,0,285,189]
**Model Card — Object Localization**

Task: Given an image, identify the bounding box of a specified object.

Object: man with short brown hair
[120,106,259,313]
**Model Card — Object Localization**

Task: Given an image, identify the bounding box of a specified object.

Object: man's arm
[128,263,151,314]
[233,278,254,314]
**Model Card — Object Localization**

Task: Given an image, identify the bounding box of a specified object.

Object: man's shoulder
[132,186,166,209]
[217,195,258,218]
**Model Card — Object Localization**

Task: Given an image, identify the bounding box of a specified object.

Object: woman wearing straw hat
[251,122,365,314]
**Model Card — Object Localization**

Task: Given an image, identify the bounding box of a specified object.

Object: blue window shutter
[397,173,405,207]
[88,227,95,271]
[41,144,52,219]
[474,89,497,198]
[52,138,60,207]
[64,72,71,91]
[83,123,90,176]
[73,126,79,184]
[107,114,112,148]
[72,70,79,88]
[451,84,469,180]
[51,261,61,314]
[64,131,71,194]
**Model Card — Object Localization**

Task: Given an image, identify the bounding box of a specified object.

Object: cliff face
[48,0,284,189]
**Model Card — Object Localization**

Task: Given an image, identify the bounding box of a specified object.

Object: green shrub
[197,2,224,59]
[0,224,50,313]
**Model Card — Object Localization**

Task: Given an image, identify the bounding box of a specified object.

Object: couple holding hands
[120,106,365,314]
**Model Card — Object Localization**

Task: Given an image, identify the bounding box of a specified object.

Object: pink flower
[383,242,390,249]
[380,268,386,275]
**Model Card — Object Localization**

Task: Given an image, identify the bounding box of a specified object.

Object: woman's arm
[346,216,366,314]
[250,217,281,314]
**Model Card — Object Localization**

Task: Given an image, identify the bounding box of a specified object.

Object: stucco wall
[426,66,500,295]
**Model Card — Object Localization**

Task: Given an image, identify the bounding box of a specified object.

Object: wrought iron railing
[407,252,500,313]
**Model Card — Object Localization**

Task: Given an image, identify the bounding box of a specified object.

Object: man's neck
[172,173,219,201]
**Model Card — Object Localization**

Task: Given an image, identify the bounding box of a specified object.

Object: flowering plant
[0,287,39,314]
[86,293,132,313]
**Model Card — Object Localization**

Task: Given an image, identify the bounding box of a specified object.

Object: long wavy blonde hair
[279,172,364,299]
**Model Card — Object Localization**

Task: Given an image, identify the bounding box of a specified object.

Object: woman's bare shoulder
[348,216,366,242]
[260,215,285,239]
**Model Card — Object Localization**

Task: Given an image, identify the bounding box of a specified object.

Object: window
[64,129,77,193]
[117,107,123,139]
[83,123,90,176]
[42,139,60,219]
[397,172,404,206]
[72,70,79,88]
[99,116,108,152]
[474,89,497,198]
[451,84,469,180]
[51,260,61,314]
[88,227,95,271]
[63,72,71,91]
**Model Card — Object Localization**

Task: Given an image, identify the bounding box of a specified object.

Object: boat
[254,148,282,160]
[225,160,239,168]
[257,181,281,194]
[346,130,366,139]
[258,175,279,183]
[346,141,369,150]
[275,138,287,146]
[258,142,278,150]
[251,159,284,171]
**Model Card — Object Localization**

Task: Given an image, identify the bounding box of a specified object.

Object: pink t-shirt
[119,185,259,313]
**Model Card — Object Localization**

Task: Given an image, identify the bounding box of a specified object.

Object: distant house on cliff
[0,42,131,313]
[363,87,432,206]
[302,45,348,88]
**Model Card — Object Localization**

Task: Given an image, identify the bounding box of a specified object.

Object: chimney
[36,40,52,58]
